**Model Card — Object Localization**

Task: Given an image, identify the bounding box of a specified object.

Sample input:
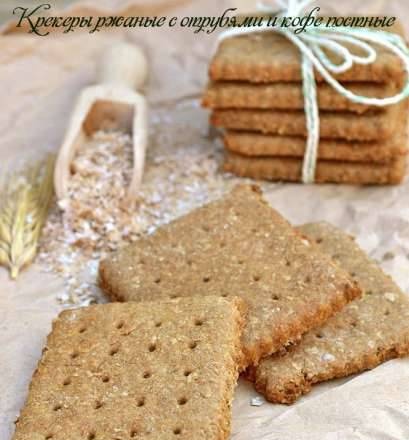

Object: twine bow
[218,0,409,183]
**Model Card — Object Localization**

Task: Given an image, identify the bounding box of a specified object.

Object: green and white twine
[218,0,409,183]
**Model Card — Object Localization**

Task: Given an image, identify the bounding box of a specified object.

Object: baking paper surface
[2,1,409,439]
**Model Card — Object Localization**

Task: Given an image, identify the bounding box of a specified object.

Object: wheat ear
[0,155,54,279]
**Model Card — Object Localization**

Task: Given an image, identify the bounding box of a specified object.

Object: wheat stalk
[0,155,54,279]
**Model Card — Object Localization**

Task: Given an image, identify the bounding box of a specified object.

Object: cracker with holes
[249,222,409,404]
[13,297,245,440]
[209,22,406,84]
[99,185,360,367]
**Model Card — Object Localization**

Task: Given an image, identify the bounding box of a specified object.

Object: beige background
[0,0,73,23]
[2,1,409,440]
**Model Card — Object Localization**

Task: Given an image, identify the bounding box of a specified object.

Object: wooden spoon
[54,41,148,203]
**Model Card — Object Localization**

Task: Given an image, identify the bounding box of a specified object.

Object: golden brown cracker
[203,81,397,114]
[224,152,407,185]
[211,104,403,141]
[209,22,405,84]
[223,120,408,163]
[13,296,245,440]
[99,185,360,367]
[249,223,409,404]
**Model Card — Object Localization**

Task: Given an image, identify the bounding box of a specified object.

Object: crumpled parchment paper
[2,1,409,439]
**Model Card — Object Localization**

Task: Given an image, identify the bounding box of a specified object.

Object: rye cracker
[211,103,403,142]
[249,222,409,404]
[224,152,407,185]
[99,185,360,366]
[209,22,405,84]
[203,81,397,114]
[223,116,408,163]
[13,296,245,440]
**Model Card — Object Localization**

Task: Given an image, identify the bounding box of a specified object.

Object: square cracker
[203,81,397,114]
[13,296,245,440]
[211,103,404,142]
[249,223,409,404]
[209,22,405,84]
[99,185,360,366]
[224,152,407,185]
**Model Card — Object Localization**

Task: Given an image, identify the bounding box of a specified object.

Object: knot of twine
[218,0,409,183]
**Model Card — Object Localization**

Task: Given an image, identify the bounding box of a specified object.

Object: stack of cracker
[203,24,409,185]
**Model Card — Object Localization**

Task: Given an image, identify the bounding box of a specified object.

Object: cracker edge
[247,329,409,404]
[223,153,407,185]
[214,297,247,439]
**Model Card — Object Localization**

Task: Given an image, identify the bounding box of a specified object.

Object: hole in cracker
[366,290,373,295]
[316,333,324,339]
[109,346,119,356]
[154,277,161,284]
[88,432,96,440]
[221,293,229,298]
[203,276,211,283]
[62,378,71,386]
[272,295,280,301]
[45,435,53,440]
[177,397,188,406]
[143,371,151,379]
[53,404,62,412]
[315,238,323,244]
[137,397,145,407]
[350,271,357,278]
[251,228,258,233]
[187,259,193,266]
[139,258,145,265]
[351,321,358,328]
[94,400,103,409]
[304,275,311,283]
[130,429,139,438]
[184,369,192,377]
[202,225,210,232]
[116,321,125,329]
[220,241,226,248]
[238,259,244,265]
[148,343,157,352]
[173,428,182,435]
[189,341,198,350]
[79,326,87,334]
[384,309,391,316]
[70,351,79,359]
[155,321,162,327]
[285,260,291,267]
[170,294,179,299]
[194,319,203,326]
[101,375,110,383]
[253,275,261,282]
